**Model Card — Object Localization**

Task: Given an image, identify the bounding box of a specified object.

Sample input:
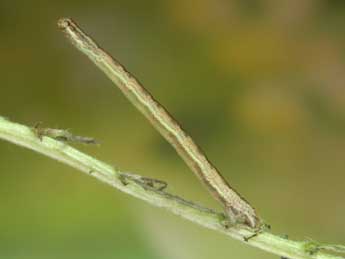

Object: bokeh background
[1,1,345,258]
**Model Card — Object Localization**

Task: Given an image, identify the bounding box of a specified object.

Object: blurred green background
[1,0,345,258]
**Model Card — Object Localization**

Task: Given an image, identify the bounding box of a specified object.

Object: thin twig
[33,122,98,144]
[0,116,343,259]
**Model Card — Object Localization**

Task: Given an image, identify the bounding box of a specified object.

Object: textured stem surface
[0,116,343,259]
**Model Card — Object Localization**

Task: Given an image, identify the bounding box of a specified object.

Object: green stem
[0,116,343,259]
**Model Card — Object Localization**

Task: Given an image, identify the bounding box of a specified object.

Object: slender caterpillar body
[58,18,260,228]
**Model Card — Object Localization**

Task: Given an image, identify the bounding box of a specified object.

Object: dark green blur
[1,1,345,258]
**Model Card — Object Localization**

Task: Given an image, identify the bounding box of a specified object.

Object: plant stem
[0,116,343,259]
